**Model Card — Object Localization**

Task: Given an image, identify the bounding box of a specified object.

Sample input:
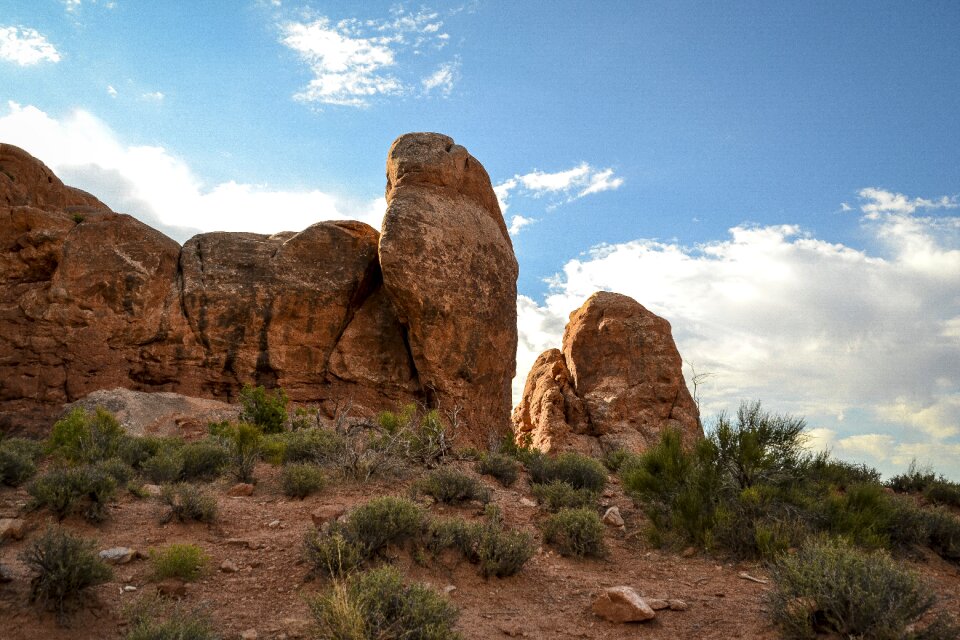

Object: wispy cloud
[508,215,536,236]
[107,85,117,97]
[495,162,625,232]
[0,102,386,242]
[140,91,165,101]
[858,187,958,218]
[516,189,960,478]
[281,7,455,107]
[63,0,116,12]
[0,26,61,66]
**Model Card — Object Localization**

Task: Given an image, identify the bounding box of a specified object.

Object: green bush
[282,463,325,498]
[528,452,607,492]
[96,457,135,485]
[924,481,960,508]
[217,422,262,483]
[282,427,346,464]
[377,404,453,465]
[347,496,425,555]
[20,527,112,623]
[602,447,638,472]
[472,507,535,578]
[542,508,606,558]
[180,440,229,481]
[29,465,117,522]
[415,468,490,504]
[142,451,185,484]
[422,517,478,559]
[922,508,960,562]
[47,406,127,464]
[888,460,939,493]
[768,538,958,639]
[160,483,218,524]
[476,452,520,487]
[238,384,288,434]
[304,525,366,579]
[0,446,37,486]
[1,436,44,461]
[805,453,881,489]
[150,544,208,581]
[531,480,599,512]
[126,600,219,640]
[308,566,461,640]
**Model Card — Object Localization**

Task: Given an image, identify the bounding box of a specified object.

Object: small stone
[220,560,239,573]
[602,506,624,527]
[591,586,655,623]
[268,519,280,528]
[142,484,162,497]
[228,483,255,497]
[0,564,14,583]
[240,629,258,640]
[443,585,457,594]
[155,579,187,598]
[123,585,137,592]
[646,599,669,610]
[520,497,537,507]
[226,538,250,546]
[681,546,696,558]
[99,547,136,564]
[0,518,26,541]
[668,599,689,611]
[310,505,346,528]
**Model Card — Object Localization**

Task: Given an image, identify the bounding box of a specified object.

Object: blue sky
[1,1,959,478]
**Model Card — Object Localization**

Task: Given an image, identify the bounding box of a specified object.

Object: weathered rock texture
[380,133,518,445]
[513,291,701,455]
[0,135,517,441]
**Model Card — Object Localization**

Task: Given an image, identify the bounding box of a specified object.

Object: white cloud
[421,59,459,96]
[495,162,624,215]
[107,85,117,97]
[508,215,536,236]
[0,102,385,242]
[140,91,165,101]
[516,193,960,479]
[281,8,455,107]
[63,0,116,12]
[0,26,61,66]
[858,187,958,217]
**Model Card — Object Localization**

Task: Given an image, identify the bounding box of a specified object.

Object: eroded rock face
[513,291,701,455]
[1,135,517,441]
[379,133,518,446]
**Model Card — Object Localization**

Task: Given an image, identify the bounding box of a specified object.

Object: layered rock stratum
[513,291,702,454]
[0,135,517,445]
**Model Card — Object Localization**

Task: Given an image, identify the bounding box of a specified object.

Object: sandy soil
[1,461,958,639]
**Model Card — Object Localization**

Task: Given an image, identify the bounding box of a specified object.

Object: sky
[1,0,958,479]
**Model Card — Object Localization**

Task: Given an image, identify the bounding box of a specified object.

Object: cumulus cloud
[0,102,386,242]
[516,196,960,479]
[508,215,536,236]
[281,7,455,107]
[858,187,958,217]
[0,26,61,66]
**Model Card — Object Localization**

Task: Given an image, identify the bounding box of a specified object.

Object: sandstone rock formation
[513,291,701,455]
[0,135,517,442]
[379,133,518,444]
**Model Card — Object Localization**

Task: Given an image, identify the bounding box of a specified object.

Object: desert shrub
[531,480,599,512]
[601,447,638,472]
[96,457,135,485]
[29,465,117,522]
[20,527,112,623]
[238,384,288,434]
[347,496,425,555]
[160,483,218,524]
[377,404,454,465]
[308,566,461,640]
[924,481,960,508]
[116,436,180,469]
[142,450,185,484]
[1,436,44,461]
[543,508,606,558]
[527,452,607,492]
[922,508,960,562]
[304,525,367,579]
[282,427,346,464]
[217,422,262,483]
[888,460,939,494]
[126,599,219,640]
[804,453,881,489]
[150,544,208,581]
[476,452,519,487]
[282,463,325,498]
[415,468,490,504]
[0,446,37,486]
[472,506,535,577]
[179,440,229,481]
[768,537,958,639]
[47,406,127,464]
[422,517,478,559]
